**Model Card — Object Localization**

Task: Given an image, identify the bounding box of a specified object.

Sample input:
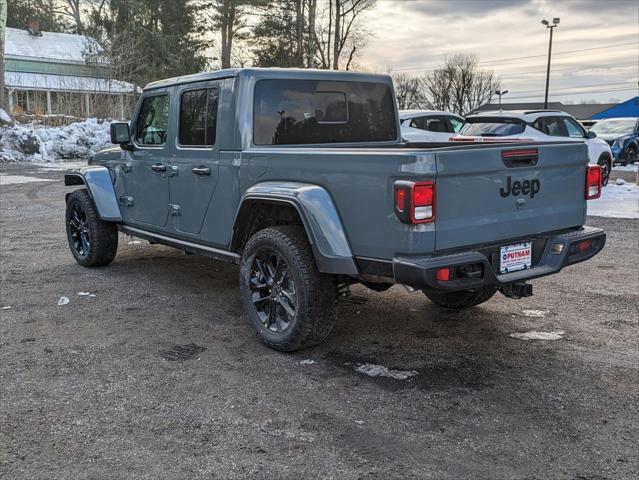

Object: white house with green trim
[5,23,137,119]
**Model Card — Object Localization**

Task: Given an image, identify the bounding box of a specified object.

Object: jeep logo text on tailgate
[500,176,540,198]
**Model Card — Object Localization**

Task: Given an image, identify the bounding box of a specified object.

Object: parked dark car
[589,117,639,166]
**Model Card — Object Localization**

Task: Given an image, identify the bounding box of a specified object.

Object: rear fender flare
[234,182,358,275]
[64,166,122,222]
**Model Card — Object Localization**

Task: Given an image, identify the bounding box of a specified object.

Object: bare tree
[315,0,375,70]
[58,0,84,33]
[393,74,426,110]
[306,0,316,67]
[424,54,499,115]
[207,0,268,69]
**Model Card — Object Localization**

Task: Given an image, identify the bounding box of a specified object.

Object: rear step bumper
[393,226,606,292]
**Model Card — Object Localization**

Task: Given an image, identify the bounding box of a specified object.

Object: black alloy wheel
[68,201,90,258]
[249,249,297,334]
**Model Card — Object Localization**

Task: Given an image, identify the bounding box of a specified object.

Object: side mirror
[110,122,131,145]
[586,130,597,139]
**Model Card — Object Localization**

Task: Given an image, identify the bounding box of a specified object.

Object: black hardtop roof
[143,67,393,91]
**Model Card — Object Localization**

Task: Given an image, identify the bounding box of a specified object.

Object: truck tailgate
[434,142,587,251]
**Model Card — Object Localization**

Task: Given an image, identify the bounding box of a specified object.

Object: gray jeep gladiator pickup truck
[64,68,606,351]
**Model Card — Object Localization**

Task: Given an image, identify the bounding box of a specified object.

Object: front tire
[239,225,337,352]
[423,287,497,310]
[65,189,118,267]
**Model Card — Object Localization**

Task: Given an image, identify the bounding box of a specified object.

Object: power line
[391,41,638,72]
[506,87,638,100]
[509,81,636,95]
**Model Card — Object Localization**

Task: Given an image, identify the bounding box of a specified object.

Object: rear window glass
[460,118,525,137]
[253,79,397,145]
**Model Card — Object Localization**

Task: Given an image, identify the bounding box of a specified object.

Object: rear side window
[533,117,568,137]
[253,79,397,145]
[135,94,170,146]
[424,116,451,133]
[460,118,525,137]
[179,88,218,146]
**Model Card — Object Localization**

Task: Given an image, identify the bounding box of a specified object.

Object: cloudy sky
[360,0,638,104]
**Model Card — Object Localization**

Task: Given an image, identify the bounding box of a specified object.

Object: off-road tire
[239,225,337,351]
[65,189,118,267]
[423,287,497,310]
[597,155,611,186]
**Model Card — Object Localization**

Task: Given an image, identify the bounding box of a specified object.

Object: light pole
[541,17,560,109]
[495,89,508,108]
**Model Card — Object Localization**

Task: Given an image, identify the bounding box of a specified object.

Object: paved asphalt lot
[0,162,637,480]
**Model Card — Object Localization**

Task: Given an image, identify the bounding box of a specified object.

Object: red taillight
[394,181,436,224]
[586,165,602,200]
[412,182,435,223]
[436,268,450,281]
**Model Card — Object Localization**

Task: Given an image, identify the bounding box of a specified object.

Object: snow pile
[588,183,639,219]
[0,118,112,162]
[355,363,418,380]
[0,108,12,124]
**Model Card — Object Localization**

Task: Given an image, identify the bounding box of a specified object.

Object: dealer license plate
[499,242,532,274]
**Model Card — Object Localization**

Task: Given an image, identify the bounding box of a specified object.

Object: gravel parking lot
[1,162,637,480]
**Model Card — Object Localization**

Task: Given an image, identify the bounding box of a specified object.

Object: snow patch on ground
[299,359,317,365]
[587,183,639,219]
[355,363,418,380]
[510,330,565,341]
[57,296,70,306]
[613,164,638,173]
[522,309,549,318]
[0,175,56,185]
[1,118,112,162]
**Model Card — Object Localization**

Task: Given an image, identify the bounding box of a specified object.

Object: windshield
[591,119,636,135]
[459,118,525,137]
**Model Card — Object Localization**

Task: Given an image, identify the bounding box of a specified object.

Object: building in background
[4,19,137,120]
[472,101,620,120]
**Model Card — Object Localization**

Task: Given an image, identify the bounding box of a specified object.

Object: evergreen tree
[7,0,70,32]
[252,0,302,67]
[87,0,208,87]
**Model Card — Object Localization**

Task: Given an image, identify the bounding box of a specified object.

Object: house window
[15,90,28,113]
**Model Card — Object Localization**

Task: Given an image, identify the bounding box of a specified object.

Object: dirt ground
[1,162,637,480]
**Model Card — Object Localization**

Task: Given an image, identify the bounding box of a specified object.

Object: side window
[448,117,463,133]
[563,118,585,138]
[134,94,170,146]
[424,116,450,133]
[179,88,218,147]
[409,117,425,129]
[534,117,566,137]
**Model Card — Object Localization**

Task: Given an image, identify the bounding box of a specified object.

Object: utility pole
[495,89,508,109]
[541,17,560,109]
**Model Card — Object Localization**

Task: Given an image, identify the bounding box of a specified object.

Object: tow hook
[500,282,533,299]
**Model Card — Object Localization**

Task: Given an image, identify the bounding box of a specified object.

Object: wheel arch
[64,166,122,222]
[231,182,358,275]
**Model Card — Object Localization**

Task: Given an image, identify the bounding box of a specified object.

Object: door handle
[192,166,211,176]
[151,163,166,172]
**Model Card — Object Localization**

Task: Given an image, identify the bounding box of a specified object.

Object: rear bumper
[393,226,605,291]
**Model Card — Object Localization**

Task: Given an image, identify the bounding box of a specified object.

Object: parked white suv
[400,110,464,143]
[453,110,614,185]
